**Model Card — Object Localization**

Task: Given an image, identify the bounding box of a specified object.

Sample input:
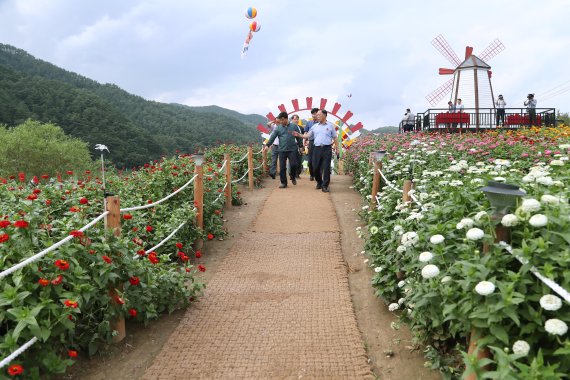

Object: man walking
[303,108,319,181]
[264,112,303,188]
[295,109,337,193]
[267,120,279,179]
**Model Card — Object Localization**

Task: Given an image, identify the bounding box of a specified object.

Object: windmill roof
[457,55,491,70]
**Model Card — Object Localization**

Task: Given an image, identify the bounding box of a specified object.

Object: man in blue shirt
[264,112,304,188]
[295,109,337,193]
[303,108,319,181]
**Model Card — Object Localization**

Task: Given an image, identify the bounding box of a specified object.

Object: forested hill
[0,44,263,167]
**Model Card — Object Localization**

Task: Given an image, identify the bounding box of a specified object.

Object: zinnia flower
[521,198,541,213]
[544,319,568,336]
[529,214,548,227]
[512,340,530,356]
[123,214,133,220]
[421,264,440,279]
[418,251,433,263]
[401,231,419,247]
[129,276,140,286]
[146,225,153,232]
[0,233,9,243]
[176,242,183,249]
[129,308,137,317]
[374,266,383,273]
[79,197,89,205]
[369,226,379,235]
[501,214,519,227]
[541,194,560,205]
[466,228,485,241]
[38,278,50,287]
[207,233,214,240]
[7,364,24,376]
[441,276,452,284]
[69,230,84,238]
[195,251,202,258]
[64,300,78,308]
[51,275,63,285]
[429,234,445,244]
[0,220,11,228]
[198,264,206,272]
[13,220,29,228]
[475,281,495,296]
[68,350,78,358]
[539,294,562,311]
[55,259,70,271]
[388,303,399,311]
[102,256,112,264]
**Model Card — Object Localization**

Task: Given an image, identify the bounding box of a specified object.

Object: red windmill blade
[425,78,454,107]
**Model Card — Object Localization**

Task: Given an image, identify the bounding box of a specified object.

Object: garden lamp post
[370,150,387,209]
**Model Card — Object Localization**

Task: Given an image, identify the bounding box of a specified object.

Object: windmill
[426,34,505,127]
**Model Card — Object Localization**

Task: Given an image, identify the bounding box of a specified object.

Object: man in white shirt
[402,108,414,132]
[495,95,506,127]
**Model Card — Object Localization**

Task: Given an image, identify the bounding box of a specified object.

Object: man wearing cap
[402,108,414,132]
[524,94,537,127]
[495,95,506,127]
[263,112,303,188]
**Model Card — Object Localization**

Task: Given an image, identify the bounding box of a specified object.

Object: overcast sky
[1,0,569,129]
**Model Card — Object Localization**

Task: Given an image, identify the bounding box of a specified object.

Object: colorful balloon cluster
[241,6,261,58]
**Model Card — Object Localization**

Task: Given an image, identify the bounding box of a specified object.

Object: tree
[0,120,93,177]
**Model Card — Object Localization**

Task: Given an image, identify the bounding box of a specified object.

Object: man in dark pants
[295,109,337,193]
[303,108,319,181]
[263,112,303,188]
[290,114,304,178]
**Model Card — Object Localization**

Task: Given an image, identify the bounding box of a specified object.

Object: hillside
[361,126,399,135]
[0,44,263,167]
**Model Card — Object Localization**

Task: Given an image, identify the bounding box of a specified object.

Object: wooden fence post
[105,195,126,343]
[224,153,232,209]
[194,162,204,230]
[248,146,254,191]
[402,180,413,203]
[370,160,381,209]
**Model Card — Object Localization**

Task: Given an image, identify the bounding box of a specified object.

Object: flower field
[344,127,570,379]
[0,144,263,378]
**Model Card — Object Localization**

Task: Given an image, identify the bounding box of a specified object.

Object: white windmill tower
[426,35,505,128]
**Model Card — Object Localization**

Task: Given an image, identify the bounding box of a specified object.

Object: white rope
[0,211,109,279]
[500,242,570,304]
[253,163,263,170]
[143,222,187,256]
[0,337,38,369]
[375,194,382,210]
[409,193,423,207]
[213,183,229,203]
[120,174,198,212]
[253,147,263,155]
[378,169,404,193]
[218,160,227,172]
[230,152,248,164]
[231,169,250,183]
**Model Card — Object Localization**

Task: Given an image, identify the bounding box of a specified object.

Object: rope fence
[231,169,250,184]
[230,152,248,164]
[0,337,38,369]
[213,183,228,203]
[142,222,187,257]
[378,169,403,193]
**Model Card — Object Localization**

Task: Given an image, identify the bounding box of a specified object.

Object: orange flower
[55,259,70,271]
[7,364,23,376]
[38,278,50,287]
[64,300,78,308]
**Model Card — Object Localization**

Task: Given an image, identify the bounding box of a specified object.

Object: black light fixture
[192,153,204,166]
[374,150,386,161]
[480,181,526,215]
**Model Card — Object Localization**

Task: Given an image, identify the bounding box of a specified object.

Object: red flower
[195,251,202,258]
[13,220,29,228]
[69,230,84,238]
[148,252,159,264]
[85,170,91,174]
[175,242,183,249]
[198,265,206,272]
[55,260,70,271]
[132,227,138,232]
[38,278,50,287]
[102,255,112,264]
[89,249,96,255]
[41,174,50,179]
[0,220,11,228]
[129,276,140,286]
[66,171,73,175]
[180,254,189,262]
[114,296,125,305]
[123,214,133,220]
[69,206,80,212]
[27,194,38,201]
[45,199,52,206]
[68,350,78,358]
[18,172,25,183]
[51,275,63,285]
[79,197,89,205]
[136,249,146,256]
[146,225,153,232]
[128,308,137,317]
[64,300,78,308]
[7,364,23,376]
[214,210,221,215]
[185,268,191,273]
[207,233,214,240]
[33,188,41,194]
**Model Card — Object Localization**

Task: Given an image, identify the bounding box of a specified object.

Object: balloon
[245,7,257,19]
[250,21,261,32]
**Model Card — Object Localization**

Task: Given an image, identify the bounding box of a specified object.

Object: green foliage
[0,120,92,177]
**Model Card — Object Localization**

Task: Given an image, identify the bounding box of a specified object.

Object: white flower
[545,319,568,336]
[397,280,405,288]
[521,199,541,213]
[374,266,383,273]
[512,340,530,356]
[398,297,406,305]
[369,226,379,235]
[430,234,445,244]
[529,214,548,227]
[522,175,534,183]
[460,218,474,228]
[450,180,463,187]
[393,225,403,233]
[421,264,440,279]
[559,144,570,150]
[475,281,496,296]
[419,251,434,263]
[474,211,487,221]
[362,205,370,210]
[541,194,560,205]
[501,214,519,227]
[401,231,419,247]
[397,245,407,253]
[550,160,564,166]
[536,176,554,186]
[388,303,400,311]
[493,177,506,182]
[540,294,562,311]
[441,276,452,284]
[466,228,485,241]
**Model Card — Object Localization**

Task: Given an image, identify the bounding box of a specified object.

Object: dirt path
[60,176,439,380]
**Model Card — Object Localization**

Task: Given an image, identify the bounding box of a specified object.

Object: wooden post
[194,162,204,230]
[370,160,381,209]
[262,148,268,177]
[338,159,344,175]
[402,180,413,203]
[105,195,126,343]
[224,154,232,209]
[247,146,254,191]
